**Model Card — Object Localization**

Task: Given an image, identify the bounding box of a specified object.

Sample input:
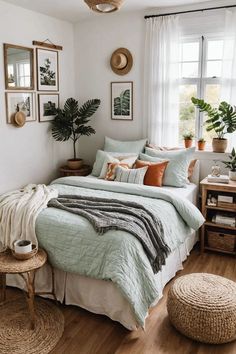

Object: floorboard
[6,246,236,354]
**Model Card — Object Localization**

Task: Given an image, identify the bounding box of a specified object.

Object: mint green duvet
[36,177,204,327]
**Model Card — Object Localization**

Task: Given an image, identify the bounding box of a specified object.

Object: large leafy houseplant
[191,97,236,152]
[52,97,101,169]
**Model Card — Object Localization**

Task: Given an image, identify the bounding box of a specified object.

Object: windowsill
[193,149,230,159]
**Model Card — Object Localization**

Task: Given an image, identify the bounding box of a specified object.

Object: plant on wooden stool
[51,97,101,169]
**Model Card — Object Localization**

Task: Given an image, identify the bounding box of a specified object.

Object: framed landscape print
[111,81,133,120]
[38,94,59,122]
[36,48,59,91]
[6,92,35,124]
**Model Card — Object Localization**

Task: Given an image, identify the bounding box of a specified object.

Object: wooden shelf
[205,221,236,231]
[204,246,236,256]
[206,205,236,213]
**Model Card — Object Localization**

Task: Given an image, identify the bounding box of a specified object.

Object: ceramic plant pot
[67,158,83,170]
[198,141,206,151]
[184,139,193,148]
[229,171,236,181]
[212,138,228,153]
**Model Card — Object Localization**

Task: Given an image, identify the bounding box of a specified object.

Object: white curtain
[221,9,236,150]
[143,16,181,146]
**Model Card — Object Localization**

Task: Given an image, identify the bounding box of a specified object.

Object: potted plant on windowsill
[221,148,236,181]
[191,97,236,153]
[51,97,101,170]
[197,138,206,151]
[183,132,194,148]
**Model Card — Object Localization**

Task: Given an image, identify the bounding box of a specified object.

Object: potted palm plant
[191,98,236,153]
[51,97,101,169]
[221,148,236,181]
[197,138,206,151]
[183,132,194,148]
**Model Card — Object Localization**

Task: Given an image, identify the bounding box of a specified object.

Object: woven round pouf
[167,273,236,344]
[0,297,64,354]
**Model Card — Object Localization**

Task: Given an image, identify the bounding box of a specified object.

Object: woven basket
[167,273,236,344]
[207,230,235,252]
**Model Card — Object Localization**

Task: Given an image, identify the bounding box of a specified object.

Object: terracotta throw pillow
[188,159,197,179]
[105,163,129,181]
[135,160,169,187]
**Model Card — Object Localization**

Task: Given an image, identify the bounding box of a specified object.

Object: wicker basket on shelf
[207,230,235,252]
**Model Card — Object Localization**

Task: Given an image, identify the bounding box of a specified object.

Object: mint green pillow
[104,136,147,153]
[140,147,195,187]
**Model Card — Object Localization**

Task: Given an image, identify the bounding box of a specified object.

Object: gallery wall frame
[5,92,36,124]
[111,81,133,121]
[36,48,59,92]
[38,93,59,122]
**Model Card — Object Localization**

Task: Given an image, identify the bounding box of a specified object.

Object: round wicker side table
[0,249,56,330]
[167,273,236,344]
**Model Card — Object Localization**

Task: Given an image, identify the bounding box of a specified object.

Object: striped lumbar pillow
[115,166,148,184]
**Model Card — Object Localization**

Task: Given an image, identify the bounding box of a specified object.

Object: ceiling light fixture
[84,0,124,13]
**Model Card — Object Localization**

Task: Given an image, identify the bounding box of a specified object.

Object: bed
[7,161,203,330]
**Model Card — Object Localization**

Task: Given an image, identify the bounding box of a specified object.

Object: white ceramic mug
[14,240,32,254]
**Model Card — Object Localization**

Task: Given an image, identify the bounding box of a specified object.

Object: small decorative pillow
[135,160,169,187]
[115,166,148,184]
[105,163,129,181]
[99,154,137,179]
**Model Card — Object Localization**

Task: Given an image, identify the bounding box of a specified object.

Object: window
[178,36,223,145]
[16,61,31,87]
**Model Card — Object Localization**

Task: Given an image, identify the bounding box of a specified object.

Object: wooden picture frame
[36,48,59,91]
[111,81,133,120]
[38,93,59,122]
[4,43,34,90]
[5,92,36,124]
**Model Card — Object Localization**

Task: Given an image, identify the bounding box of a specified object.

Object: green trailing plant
[51,97,101,159]
[191,97,236,139]
[221,148,236,171]
[183,132,194,140]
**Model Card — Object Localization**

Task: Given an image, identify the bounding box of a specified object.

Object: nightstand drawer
[207,230,236,252]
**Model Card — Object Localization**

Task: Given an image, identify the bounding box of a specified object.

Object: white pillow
[115,166,148,184]
[104,136,147,153]
[99,154,137,179]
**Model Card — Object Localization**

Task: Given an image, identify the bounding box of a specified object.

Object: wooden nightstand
[200,178,236,256]
[59,164,92,177]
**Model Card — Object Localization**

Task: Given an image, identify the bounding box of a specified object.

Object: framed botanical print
[111,81,133,120]
[38,93,59,122]
[5,92,35,124]
[36,48,59,91]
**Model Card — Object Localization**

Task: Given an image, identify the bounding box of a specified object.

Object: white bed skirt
[7,232,198,330]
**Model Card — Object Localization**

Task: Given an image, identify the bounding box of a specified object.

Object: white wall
[74,12,145,164]
[0,0,75,193]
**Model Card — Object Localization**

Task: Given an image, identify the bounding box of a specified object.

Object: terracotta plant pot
[198,141,206,151]
[229,171,236,181]
[67,158,83,170]
[184,139,193,148]
[212,138,228,153]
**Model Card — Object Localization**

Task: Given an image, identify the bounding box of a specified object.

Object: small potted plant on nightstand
[221,148,236,181]
[51,97,101,169]
[183,132,194,148]
[198,138,206,151]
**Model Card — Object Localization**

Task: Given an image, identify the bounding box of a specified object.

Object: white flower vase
[229,171,236,181]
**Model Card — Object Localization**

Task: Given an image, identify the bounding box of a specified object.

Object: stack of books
[207,175,229,184]
[212,213,236,227]
[218,195,236,210]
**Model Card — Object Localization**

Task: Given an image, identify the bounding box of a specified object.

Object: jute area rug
[0,297,64,354]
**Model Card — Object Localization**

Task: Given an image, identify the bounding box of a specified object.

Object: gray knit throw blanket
[48,195,171,273]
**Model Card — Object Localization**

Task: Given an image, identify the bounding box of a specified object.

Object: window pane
[202,84,221,144]
[182,42,199,61]
[181,62,199,78]
[207,40,223,60]
[179,85,197,143]
[206,61,222,77]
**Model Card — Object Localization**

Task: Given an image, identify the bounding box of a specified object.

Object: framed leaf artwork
[36,48,59,91]
[111,81,133,120]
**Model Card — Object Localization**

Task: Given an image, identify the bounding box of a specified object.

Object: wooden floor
[8,247,236,354]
